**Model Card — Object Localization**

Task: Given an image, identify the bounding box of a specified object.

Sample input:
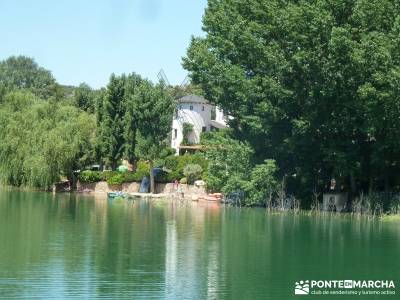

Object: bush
[154,171,171,183]
[134,160,150,180]
[85,161,151,185]
[245,160,279,206]
[123,172,138,183]
[202,132,281,206]
[183,164,203,184]
[164,153,208,181]
[79,170,102,183]
[180,177,187,184]
[203,133,253,193]
[102,171,118,181]
[123,161,150,183]
[107,173,124,185]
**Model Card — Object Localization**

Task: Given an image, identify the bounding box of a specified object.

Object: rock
[205,196,219,202]
[211,193,223,197]
[194,180,206,187]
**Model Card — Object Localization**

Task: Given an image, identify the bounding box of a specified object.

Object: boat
[107,191,135,201]
[107,191,127,199]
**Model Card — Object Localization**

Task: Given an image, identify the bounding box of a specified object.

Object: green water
[0,191,399,299]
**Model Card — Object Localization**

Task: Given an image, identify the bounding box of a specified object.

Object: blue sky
[0,0,207,88]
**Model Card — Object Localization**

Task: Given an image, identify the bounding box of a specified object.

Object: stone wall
[77,181,206,197]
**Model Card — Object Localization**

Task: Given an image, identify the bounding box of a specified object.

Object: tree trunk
[149,160,155,194]
[350,172,357,194]
[384,173,390,193]
[369,175,374,194]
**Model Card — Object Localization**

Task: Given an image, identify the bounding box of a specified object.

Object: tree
[134,81,174,193]
[0,56,57,99]
[202,131,254,194]
[100,74,127,169]
[123,74,144,164]
[73,83,96,113]
[183,164,203,184]
[184,0,400,202]
[246,160,279,207]
[0,90,96,189]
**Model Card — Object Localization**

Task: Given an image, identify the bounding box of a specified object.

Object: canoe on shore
[107,191,134,200]
[198,193,224,202]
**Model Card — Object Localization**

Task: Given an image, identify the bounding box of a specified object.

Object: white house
[171,95,226,155]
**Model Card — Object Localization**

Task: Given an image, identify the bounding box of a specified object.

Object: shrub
[203,133,253,193]
[79,170,102,183]
[161,172,180,183]
[99,161,151,184]
[183,164,203,184]
[245,160,279,206]
[202,132,281,206]
[107,173,124,185]
[135,160,150,180]
[154,171,171,183]
[164,153,208,181]
[102,171,118,180]
[180,177,187,184]
[123,172,138,183]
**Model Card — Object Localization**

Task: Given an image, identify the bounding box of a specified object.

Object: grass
[380,214,400,222]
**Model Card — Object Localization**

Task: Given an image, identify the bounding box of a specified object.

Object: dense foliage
[183,164,203,184]
[184,0,400,205]
[0,91,96,189]
[73,83,97,113]
[201,131,279,205]
[79,170,103,183]
[163,153,208,181]
[78,161,170,185]
[0,56,175,190]
[95,73,174,192]
[0,56,58,99]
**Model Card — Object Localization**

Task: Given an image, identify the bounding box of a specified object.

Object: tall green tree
[184,0,400,201]
[73,83,96,113]
[123,74,144,164]
[101,74,127,169]
[134,81,174,193]
[0,90,96,189]
[0,56,57,99]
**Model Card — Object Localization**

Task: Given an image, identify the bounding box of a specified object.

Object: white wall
[215,107,226,126]
[171,96,228,155]
[171,102,213,154]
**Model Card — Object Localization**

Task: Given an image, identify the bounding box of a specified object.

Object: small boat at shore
[198,193,224,203]
[107,191,134,200]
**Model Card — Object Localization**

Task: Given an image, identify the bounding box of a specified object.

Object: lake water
[0,190,399,299]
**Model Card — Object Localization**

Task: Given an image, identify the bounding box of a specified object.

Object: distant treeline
[0,56,174,192]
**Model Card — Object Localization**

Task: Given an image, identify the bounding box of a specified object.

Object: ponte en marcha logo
[295,280,396,296]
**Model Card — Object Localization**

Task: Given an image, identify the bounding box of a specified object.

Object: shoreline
[1,186,400,219]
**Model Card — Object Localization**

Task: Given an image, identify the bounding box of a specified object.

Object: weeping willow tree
[0,90,96,189]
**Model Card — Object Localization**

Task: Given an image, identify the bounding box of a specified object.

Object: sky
[0,0,207,88]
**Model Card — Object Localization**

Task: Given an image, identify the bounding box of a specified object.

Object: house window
[202,126,207,133]
[174,129,177,139]
[190,105,193,110]
[202,106,205,111]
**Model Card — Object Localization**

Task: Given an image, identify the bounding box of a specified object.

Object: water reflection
[0,191,399,299]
